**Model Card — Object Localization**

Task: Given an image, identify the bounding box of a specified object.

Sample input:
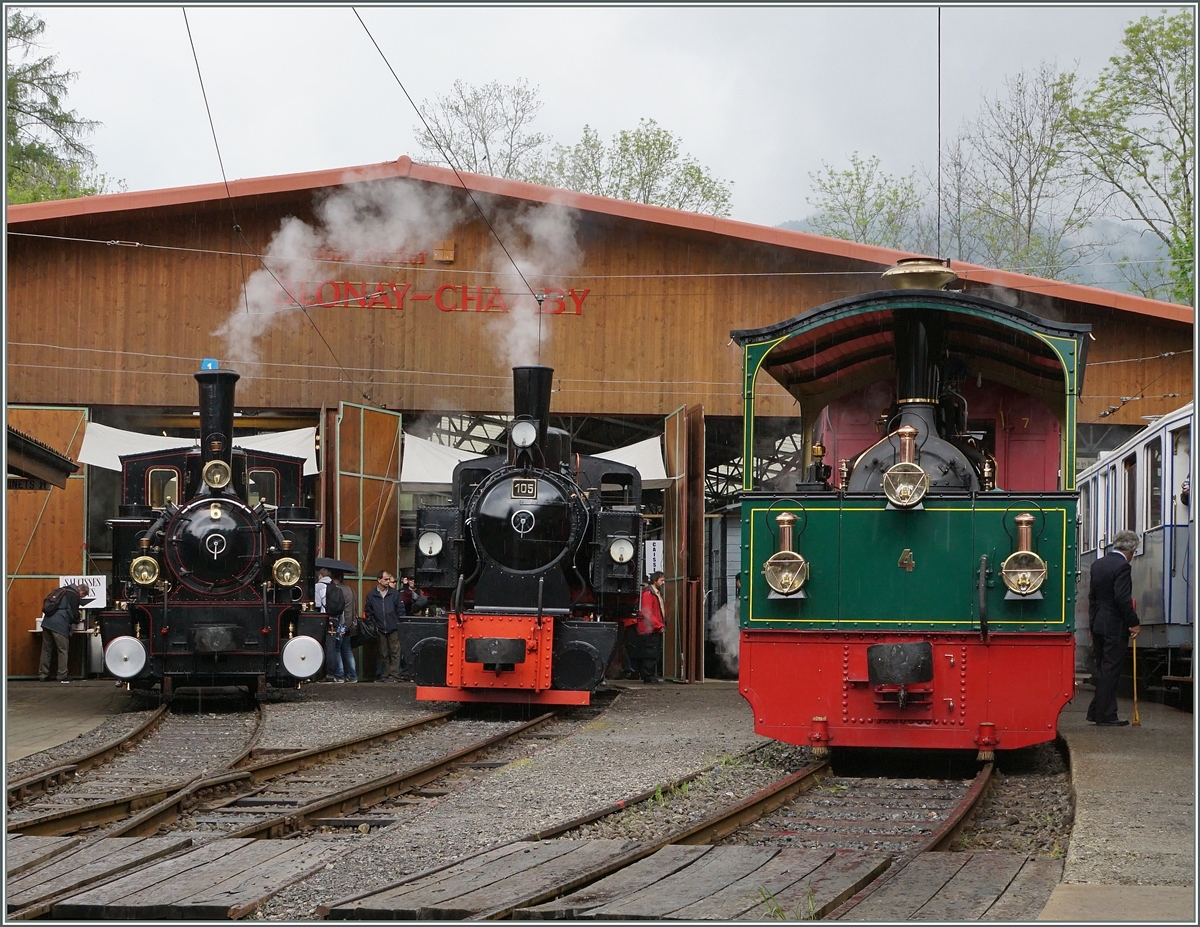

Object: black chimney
[512,366,553,447]
[893,310,943,402]
[195,369,240,465]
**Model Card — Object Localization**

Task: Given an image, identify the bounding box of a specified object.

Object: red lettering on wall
[388,282,411,309]
[343,281,367,308]
[316,281,342,308]
[484,287,510,313]
[567,288,589,314]
[460,286,483,312]
[436,284,459,311]
[542,287,566,314]
[411,292,432,301]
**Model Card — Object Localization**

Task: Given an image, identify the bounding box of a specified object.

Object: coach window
[148,468,179,507]
[1146,438,1163,529]
[247,469,278,508]
[1080,482,1093,552]
[1171,425,1190,522]
[1122,454,1137,531]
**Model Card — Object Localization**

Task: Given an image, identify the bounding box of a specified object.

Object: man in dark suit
[1087,530,1141,726]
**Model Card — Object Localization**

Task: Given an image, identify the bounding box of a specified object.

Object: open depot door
[663,404,705,682]
[322,403,402,608]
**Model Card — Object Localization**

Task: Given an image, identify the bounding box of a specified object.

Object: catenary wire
[181,6,381,408]
[4,231,1184,286]
[352,7,549,361]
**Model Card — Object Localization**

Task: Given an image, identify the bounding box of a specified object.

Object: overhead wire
[5,230,1185,285]
[181,6,381,408]
[351,7,549,362]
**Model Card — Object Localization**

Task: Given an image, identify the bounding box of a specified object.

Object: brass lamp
[1001,513,1048,597]
[882,425,929,508]
[763,512,809,596]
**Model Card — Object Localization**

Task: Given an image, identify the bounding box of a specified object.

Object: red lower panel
[739,631,1075,751]
[415,686,591,706]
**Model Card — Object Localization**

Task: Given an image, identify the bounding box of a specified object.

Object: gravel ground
[5,709,159,781]
[253,684,445,751]
[253,681,763,920]
[951,740,1074,859]
[564,741,811,842]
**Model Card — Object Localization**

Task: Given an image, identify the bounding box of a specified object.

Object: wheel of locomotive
[467,468,585,574]
[164,496,264,595]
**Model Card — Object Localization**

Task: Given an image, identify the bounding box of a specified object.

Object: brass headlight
[883,462,929,508]
[202,459,232,489]
[1001,512,1047,595]
[1001,551,1048,595]
[763,550,809,595]
[130,555,160,586]
[272,557,302,586]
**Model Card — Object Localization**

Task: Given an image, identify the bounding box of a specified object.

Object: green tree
[414,78,547,181]
[6,9,115,204]
[806,152,924,249]
[951,62,1107,280]
[539,118,732,216]
[1066,10,1195,304]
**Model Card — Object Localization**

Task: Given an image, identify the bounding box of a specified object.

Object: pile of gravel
[254,695,437,752]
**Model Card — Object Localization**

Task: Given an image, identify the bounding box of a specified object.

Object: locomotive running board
[416,686,591,706]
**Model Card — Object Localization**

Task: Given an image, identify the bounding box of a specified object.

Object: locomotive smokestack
[512,366,553,447]
[893,310,943,402]
[195,368,240,465]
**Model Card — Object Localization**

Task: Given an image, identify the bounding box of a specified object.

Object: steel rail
[824,761,995,920]
[6,704,170,807]
[465,761,831,920]
[7,711,453,838]
[228,711,558,839]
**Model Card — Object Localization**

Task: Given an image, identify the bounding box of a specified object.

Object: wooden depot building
[6,156,1193,679]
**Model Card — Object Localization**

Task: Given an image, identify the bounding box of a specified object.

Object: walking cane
[1131,635,1141,726]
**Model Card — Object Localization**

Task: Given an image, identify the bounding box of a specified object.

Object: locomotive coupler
[975,721,999,762]
[808,716,830,757]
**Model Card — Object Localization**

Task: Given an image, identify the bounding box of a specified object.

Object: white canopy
[400,434,484,493]
[595,436,672,490]
[78,422,319,476]
[399,433,671,492]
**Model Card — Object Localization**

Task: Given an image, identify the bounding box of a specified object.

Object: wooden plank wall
[21,182,1177,422]
[6,408,88,677]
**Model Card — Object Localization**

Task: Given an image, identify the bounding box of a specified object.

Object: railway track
[6,704,169,808]
[321,754,996,920]
[6,707,263,834]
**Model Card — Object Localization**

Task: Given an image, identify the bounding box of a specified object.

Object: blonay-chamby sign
[272,281,591,314]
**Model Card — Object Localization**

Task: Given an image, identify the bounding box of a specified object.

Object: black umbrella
[315,557,358,575]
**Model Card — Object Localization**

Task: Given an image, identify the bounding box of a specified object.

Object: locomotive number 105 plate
[511,478,538,499]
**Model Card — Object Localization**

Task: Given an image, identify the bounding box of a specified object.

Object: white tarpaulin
[400,434,484,493]
[596,436,672,489]
[78,422,318,475]
[398,433,672,492]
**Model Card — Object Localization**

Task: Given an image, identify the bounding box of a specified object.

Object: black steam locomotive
[404,366,644,705]
[98,367,325,698]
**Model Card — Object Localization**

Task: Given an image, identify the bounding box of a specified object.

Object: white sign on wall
[58,575,107,609]
[644,540,664,577]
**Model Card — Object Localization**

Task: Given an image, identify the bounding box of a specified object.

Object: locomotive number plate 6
[511,478,538,499]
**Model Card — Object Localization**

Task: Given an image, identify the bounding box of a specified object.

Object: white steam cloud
[483,201,583,373]
[215,177,464,369]
[708,602,740,676]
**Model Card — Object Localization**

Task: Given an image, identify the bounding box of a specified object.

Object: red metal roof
[7,155,1192,325]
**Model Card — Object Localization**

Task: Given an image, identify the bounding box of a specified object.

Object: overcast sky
[22,5,1182,229]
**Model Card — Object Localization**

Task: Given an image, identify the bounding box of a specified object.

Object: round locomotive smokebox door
[412,637,448,687]
[475,476,573,572]
[551,641,604,691]
[166,497,262,594]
